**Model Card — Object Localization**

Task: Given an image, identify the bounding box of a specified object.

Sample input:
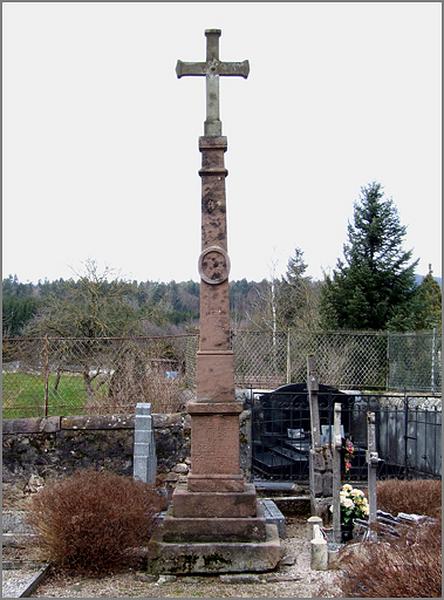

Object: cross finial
[176,29,249,136]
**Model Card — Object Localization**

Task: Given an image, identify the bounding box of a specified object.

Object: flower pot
[341,523,354,543]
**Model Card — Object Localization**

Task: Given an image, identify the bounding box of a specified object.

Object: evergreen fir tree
[320,182,418,331]
[413,265,442,330]
[277,247,320,330]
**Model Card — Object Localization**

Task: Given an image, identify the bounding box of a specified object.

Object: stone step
[264,495,311,516]
[259,499,286,538]
[2,533,39,548]
[2,511,33,534]
[148,523,281,575]
[254,481,309,497]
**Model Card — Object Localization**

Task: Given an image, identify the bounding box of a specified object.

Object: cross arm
[176,61,207,78]
[176,60,250,79]
[217,61,249,78]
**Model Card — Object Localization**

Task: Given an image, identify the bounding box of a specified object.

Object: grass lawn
[2,372,88,418]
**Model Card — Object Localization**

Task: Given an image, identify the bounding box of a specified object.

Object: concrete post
[133,402,157,484]
[310,524,328,571]
[306,515,323,540]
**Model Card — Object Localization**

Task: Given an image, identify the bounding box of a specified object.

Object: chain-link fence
[387,329,441,393]
[2,329,441,417]
[2,335,198,418]
[234,329,441,393]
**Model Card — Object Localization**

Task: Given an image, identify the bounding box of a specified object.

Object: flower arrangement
[343,438,354,476]
[340,483,369,526]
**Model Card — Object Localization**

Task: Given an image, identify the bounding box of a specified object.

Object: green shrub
[28,469,164,575]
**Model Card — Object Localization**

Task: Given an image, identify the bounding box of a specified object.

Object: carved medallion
[198,246,230,285]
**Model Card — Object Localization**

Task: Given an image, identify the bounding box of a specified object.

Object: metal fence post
[286,328,291,384]
[431,326,437,393]
[43,335,50,418]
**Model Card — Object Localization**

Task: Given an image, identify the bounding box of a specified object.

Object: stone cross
[366,412,379,524]
[332,402,342,543]
[147,29,281,575]
[307,355,321,447]
[176,29,249,136]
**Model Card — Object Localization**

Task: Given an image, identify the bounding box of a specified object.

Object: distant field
[2,372,87,418]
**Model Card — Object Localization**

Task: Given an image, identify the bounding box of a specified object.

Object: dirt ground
[31,518,341,598]
[4,482,342,598]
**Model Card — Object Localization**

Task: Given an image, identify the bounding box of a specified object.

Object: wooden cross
[176,29,249,136]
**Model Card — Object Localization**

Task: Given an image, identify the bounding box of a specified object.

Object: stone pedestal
[148,135,281,574]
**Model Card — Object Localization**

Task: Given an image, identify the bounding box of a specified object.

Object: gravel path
[33,518,342,598]
[2,566,49,598]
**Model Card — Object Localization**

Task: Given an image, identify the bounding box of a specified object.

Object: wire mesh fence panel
[183,334,199,389]
[2,336,197,418]
[288,331,388,389]
[3,329,442,418]
[233,330,288,389]
[387,330,442,393]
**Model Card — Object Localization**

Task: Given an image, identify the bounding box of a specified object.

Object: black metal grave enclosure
[250,385,442,482]
[250,383,353,480]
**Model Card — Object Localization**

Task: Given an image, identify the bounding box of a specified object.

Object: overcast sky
[3,2,441,284]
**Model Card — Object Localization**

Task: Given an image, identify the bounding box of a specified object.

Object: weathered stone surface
[172,463,189,474]
[311,536,328,571]
[322,472,333,496]
[312,471,324,496]
[271,496,311,516]
[260,499,286,538]
[190,414,240,476]
[2,511,33,534]
[2,413,193,483]
[306,516,323,540]
[133,403,156,484]
[187,473,244,492]
[153,414,184,429]
[312,450,326,471]
[148,524,281,575]
[196,351,235,401]
[61,415,134,430]
[220,574,263,584]
[157,575,177,584]
[312,497,333,520]
[171,483,257,518]
[160,512,267,543]
[239,409,252,481]
[3,417,60,435]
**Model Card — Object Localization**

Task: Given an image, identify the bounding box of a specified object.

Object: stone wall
[2,410,252,490]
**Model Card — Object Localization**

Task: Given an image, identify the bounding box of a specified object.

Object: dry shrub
[376,479,441,518]
[27,469,163,575]
[337,520,442,597]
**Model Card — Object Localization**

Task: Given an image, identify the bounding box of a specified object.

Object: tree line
[3,182,441,338]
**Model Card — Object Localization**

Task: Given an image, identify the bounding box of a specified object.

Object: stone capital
[199,136,228,150]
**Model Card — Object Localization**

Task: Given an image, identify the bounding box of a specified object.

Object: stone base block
[172,482,257,518]
[187,473,244,492]
[161,515,267,543]
[148,524,281,574]
[161,502,267,543]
